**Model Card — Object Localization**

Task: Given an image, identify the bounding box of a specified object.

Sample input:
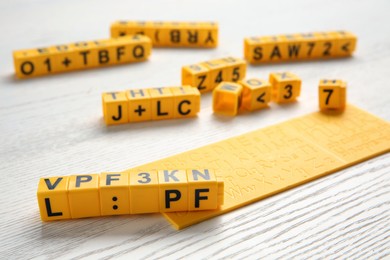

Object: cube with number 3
[269,72,301,103]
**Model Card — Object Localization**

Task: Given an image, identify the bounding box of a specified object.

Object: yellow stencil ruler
[125,105,390,229]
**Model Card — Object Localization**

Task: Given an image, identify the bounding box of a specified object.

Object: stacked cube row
[182,57,247,93]
[244,31,357,64]
[111,21,218,48]
[102,86,201,125]
[37,169,224,221]
[13,35,152,78]
[213,72,302,116]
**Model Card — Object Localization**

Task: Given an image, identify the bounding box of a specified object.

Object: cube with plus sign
[269,72,301,103]
[239,78,272,111]
[125,88,152,122]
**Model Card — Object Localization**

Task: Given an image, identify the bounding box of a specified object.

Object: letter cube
[318,79,347,111]
[102,91,129,125]
[99,172,130,216]
[170,86,201,118]
[269,72,301,103]
[187,169,219,211]
[331,31,357,57]
[68,174,101,218]
[239,78,272,111]
[181,64,210,93]
[213,82,243,116]
[37,176,71,221]
[126,89,152,122]
[158,170,188,212]
[129,170,159,214]
[149,87,174,120]
[220,57,246,82]
[201,59,229,90]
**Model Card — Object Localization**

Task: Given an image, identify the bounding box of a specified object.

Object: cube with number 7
[318,79,347,111]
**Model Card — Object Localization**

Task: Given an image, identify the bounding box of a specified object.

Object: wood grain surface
[0,0,389,259]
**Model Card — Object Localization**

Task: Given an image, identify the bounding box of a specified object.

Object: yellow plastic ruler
[124,105,390,229]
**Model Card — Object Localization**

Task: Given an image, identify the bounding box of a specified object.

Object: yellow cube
[310,32,337,59]
[333,31,357,57]
[37,176,71,221]
[170,86,201,118]
[125,88,152,122]
[181,64,210,93]
[158,170,188,212]
[239,78,272,111]
[319,79,347,111]
[198,22,218,48]
[68,41,100,69]
[129,170,159,214]
[99,172,130,216]
[102,91,129,125]
[213,82,243,116]
[201,59,229,90]
[149,87,174,120]
[244,37,262,63]
[269,72,301,103]
[116,35,152,63]
[110,21,129,37]
[187,169,219,211]
[221,57,247,82]
[68,174,101,218]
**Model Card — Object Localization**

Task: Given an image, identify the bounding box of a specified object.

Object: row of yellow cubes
[37,169,223,221]
[244,31,357,64]
[213,74,348,116]
[102,86,200,125]
[111,21,218,48]
[213,72,302,116]
[182,57,247,93]
[13,35,151,78]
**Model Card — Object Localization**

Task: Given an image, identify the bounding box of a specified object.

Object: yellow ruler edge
[123,105,390,229]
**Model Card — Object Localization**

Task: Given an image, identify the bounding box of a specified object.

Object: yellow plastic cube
[68,174,101,218]
[187,169,219,211]
[201,59,229,91]
[149,87,174,120]
[126,88,152,122]
[221,57,247,82]
[319,79,347,111]
[102,91,129,125]
[170,86,201,118]
[244,37,262,63]
[129,170,159,214]
[269,72,301,103]
[239,78,272,111]
[99,172,130,216]
[198,22,218,48]
[37,176,71,221]
[110,21,129,37]
[333,31,357,57]
[213,82,243,116]
[181,64,210,93]
[309,32,337,59]
[158,170,188,212]
[67,41,100,69]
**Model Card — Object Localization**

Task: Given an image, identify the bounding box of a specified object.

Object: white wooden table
[1,0,389,258]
